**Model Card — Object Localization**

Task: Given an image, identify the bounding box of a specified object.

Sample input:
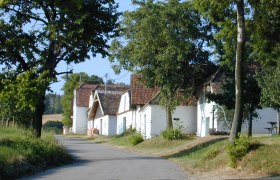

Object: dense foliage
[44,93,62,114]
[0,127,72,179]
[0,0,119,137]
[42,120,64,134]
[227,135,251,168]
[161,128,183,140]
[110,0,215,128]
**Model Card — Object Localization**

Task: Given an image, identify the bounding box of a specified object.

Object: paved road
[21,136,187,180]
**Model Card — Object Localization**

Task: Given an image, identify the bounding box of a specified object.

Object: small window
[173,118,180,121]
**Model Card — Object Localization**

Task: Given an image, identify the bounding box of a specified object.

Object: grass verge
[85,133,280,178]
[0,126,72,179]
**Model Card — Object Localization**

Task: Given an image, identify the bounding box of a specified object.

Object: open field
[43,114,63,124]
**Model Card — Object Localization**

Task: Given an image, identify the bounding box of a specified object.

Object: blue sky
[50,1,136,95]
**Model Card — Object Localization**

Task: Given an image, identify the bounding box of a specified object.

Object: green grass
[133,135,197,155]
[167,140,228,171]
[241,135,280,176]
[166,135,280,177]
[68,132,280,177]
[0,126,72,179]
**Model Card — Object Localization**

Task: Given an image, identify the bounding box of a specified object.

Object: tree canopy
[0,0,119,137]
[110,0,215,128]
[44,93,62,114]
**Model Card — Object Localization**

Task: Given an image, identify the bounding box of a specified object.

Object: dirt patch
[42,114,63,124]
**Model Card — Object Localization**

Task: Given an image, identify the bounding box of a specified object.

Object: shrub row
[0,128,72,179]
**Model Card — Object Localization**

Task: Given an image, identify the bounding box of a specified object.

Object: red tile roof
[131,75,159,105]
[76,84,98,107]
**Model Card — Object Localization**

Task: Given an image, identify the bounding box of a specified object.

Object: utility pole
[104,73,109,95]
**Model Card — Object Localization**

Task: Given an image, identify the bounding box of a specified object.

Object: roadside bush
[129,133,144,145]
[0,127,72,179]
[161,128,183,140]
[227,135,250,168]
[42,121,63,134]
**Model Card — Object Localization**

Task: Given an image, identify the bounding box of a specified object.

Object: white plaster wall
[72,90,78,133]
[94,116,108,135]
[241,108,278,134]
[108,115,117,136]
[197,101,216,137]
[88,93,94,109]
[88,120,94,129]
[140,105,153,139]
[135,106,142,132]
[149,105,166,139]
[117,111,133,135]
[73,106,88,134]
[116,92,134,135]
[140,105,197,139]
[173,106,197,134]
[118,92,130,113]
[94,115,117,136]
[197,101,278,137]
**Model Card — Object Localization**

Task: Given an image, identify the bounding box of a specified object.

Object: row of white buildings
[71,73,279,138]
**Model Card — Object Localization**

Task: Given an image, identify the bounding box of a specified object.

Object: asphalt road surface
[21,136,187,180]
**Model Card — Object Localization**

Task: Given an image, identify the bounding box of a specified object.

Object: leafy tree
[207,67,261,137]
[192,0,246,143]
[44,93,62,114]
[249,0,280,67]
[61,73,104,126]
[0,70,47,126]
[110,0,215,129]
[256,65,280,134]
[250,0,280,134]
[0,1,119,137]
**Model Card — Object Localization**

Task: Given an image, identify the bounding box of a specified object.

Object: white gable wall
[88,92,94,109]
[118,92,130,113]
[73,106,88,134]
[117,92,135,134]
[197,101,218,137]
[72,90,88,134]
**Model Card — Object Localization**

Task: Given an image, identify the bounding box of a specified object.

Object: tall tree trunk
[229,0,245,144]
[166,107,173,129]
[32,95,45,137]
[248,112,253,137]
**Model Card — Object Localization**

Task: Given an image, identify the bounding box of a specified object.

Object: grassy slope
[0,126,72,179]
[86,134,280,178]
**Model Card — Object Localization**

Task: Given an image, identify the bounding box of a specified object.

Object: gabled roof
[88,84,130,119]
[131,75,159,106]
[98,93,122,115]
[76,84,98,107]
